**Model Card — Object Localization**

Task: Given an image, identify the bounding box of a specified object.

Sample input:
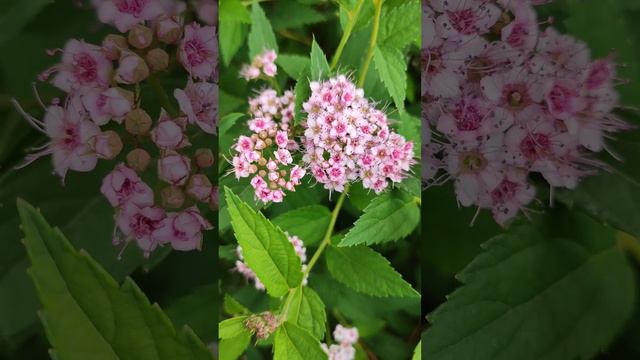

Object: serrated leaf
[219,113,245,139]
[224,187,303,297]
[294,68,311,126]
[248,0,278,59]
[165,285,217,342]
[273,322,327,360]
[325,245,419,298]
[284,287,326,340]
[224,294,250,316]
[339,189,419,246]
[272,206,331,245]
[219,331,252,360]
[276,54,311,79]
[377,0,420,49]
[413,340,422,360]
[0,0,53,45]
[219,316,249,339]
[219,177,264,233]
[424,213,635,360]
[17,199,213,360]
[310,37,330,80]
[373,45,406,113]
[271,2,327,30]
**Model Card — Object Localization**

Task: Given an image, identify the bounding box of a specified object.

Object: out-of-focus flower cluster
[234,233,307,290]
[240,49,278,80]
[302,76,415,193]
[422,0,630,225]
[14,0,218,257]
[321,325,359,360]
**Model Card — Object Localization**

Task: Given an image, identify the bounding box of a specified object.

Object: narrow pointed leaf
[373,45,406,113]
[248,0,278,59]
[310,37,330,80]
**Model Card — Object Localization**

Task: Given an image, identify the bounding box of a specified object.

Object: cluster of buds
[302,75,415,193]
[234,234,307,291]
[14,0,218,257]
[321,325,359,360]
[423,0,630,225]
[248,89,296,131]
[240,49,278,80]
[243,312,279,340]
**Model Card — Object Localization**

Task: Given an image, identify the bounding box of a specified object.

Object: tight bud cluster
[321,325,359,360]
[423,0,630,225]
[14,0,218,257]
[240,49,278,80]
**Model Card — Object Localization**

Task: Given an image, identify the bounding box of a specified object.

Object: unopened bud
[146,48,169,72]
[126,148,151,172]
[103,34,128,60]
[186,174,212,202]
[161,186,185,209]
[258,158,267,166]
[264,138,273,146]
[195,148,215,168]
[128,24,153,49]
[249,165,258,174]
[90,130,123,159]
[209,186,219,211]
[156,15,182,44]
[116,52,149,84]
[125,109,152,135]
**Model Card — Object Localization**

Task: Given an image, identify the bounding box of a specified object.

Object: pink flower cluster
[302,76,415,193]
[231,89,305,203]
[234,234,307,291]
[321,325,359,360]
[14,0,218,257]
[240,49,278,80]
[423,0,629,225]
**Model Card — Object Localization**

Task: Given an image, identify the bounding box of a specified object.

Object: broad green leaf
[378,0,420,49]
[219,331,252,360]
[339,189,419,246]
[220,21,248,67]
[310,37,330,80]
[273,322,327,360]
[373,45,406,113]
[224,294,250,316]
[325,245,419,298]
[219,316,249,339]
[219,113,245,140]
[276,54,311,79]
[284,287,326,340]
[218,177,264,233]
[424,213,635,360]
[413,340,422,360]
[225,187,303,297]
[220,0,251,23]
[294,68,311,126]
[219,89,245,116]
[165,285,217,342]
[272,205,331,245]
[0,0,53,45]
[17,199,212,360]
[248,0,278,59]
[271,2,327,30]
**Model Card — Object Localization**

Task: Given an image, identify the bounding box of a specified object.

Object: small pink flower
[101,163,154,207]
[194,0,217,26]
[151,109,191,149]
[115,51,149,84]
[179,23,217,80]
[44,39,112,93]
[186,174,213,201]
[174,80,218,134]
[158,153,191,186]
[156,206,212,251]
[156,15,182,44]
[240,65,260,80]
[97,0,165,33]
[81,87,133,125]
[263,62,277,77]
[116,202,166,257]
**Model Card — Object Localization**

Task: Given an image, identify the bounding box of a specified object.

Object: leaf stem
[330,0,366,70]
[148,75,178,118]
[357,0,383,87]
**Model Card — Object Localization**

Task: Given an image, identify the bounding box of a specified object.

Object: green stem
[330,0,366,70]
[148,75,178,118]
[267,76,282,94]
[357,0,383,88]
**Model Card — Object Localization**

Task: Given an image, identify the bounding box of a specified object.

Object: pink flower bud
[116,51,149,84]
[209,186,219,210]
[126,148,151,172]
[128,24,153,49]
[186,174,212,201]
[125,108,152,135]
[195,148,215,168]
[90,130,123,160]
[156,15,182,44]
[102,34,128,60]
[161,186,185,209]
[101,163,154,207]
[146,48,169,72]
[81,87,133,125]
[263,62,277,77]
[151,110,190,149]
[155,206,212,251]
[158,153,191,186]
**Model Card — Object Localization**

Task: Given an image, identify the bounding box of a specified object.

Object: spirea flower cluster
[422,0,630,225]
[302,76,415,193]
[234,234,307,290]
[321,325,359,360]
[240,49,278,80]
[14,0,218,257]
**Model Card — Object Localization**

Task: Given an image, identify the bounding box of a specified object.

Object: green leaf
[273,322,327,360]
[165,285,217,342]
[224,294,251,316]
[219,316,249,339]
[220,0,251,65]
[310,37,330,80]
[413,340,422,360]
[0,0,53,45]
[294,68,311,126]
[248,0,278,59]
[284,287,326,340]
[325,245,419,298]
[276,54,311,79]
[378,0,420,49]
[424,213,635,360]
[224,187,303,297]
[220,0,251,23]
[373,45,407,113]
[271,2,327,30]
[272,206,331,245]
[339,189,419,246]
[397,112,421,153]
[218,177,264,233]
[17,199,213,360]
[220,89,245,116]
[219,113,245,140]
[219,331,252,360]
